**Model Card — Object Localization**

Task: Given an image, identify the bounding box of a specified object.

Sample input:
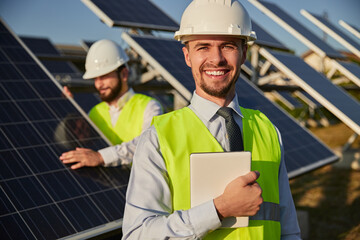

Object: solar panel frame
[272,90,303,110]
[249,0,345,59]
[294,91,322,109]
[301,10,360,58]
[331,60,360,87]
[0,19,129,239]
[81,0,179,32]
[122,33,338,178]
[339,19,360,39]
[259,47,360,135]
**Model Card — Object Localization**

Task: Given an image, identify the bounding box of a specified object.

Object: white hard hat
[83,39,129,79]
[174,0,256,43]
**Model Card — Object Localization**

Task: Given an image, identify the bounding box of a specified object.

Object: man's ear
[120,67,129,82]
[182,46,192,67]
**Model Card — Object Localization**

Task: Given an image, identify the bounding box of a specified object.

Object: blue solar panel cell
[123,33,338,178]
[18,146,64,173]
[20,37,81,77]
[18,100,56,120]
[0,19,129,239]
[85,0,179,31]
[21,37,60,55]
[21,205,75,238]
[2,47,33,62]
[1,214,36,240]
[0,102,26,123]
[0,131,13,150]
[73,92,101,113]
[0,150,32,179]
[0,64,23,80]
[91,189,127,220]
[21,36,101,113]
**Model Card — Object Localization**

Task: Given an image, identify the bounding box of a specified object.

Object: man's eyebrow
[193,42,211,48]
[193,41,240,49]
[221,41,239,46]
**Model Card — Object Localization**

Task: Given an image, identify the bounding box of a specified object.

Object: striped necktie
[217,107,244,151]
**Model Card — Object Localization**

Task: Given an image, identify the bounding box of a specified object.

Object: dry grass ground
[289,123,360,239]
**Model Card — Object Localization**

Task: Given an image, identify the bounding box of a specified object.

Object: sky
[0,0,359,56]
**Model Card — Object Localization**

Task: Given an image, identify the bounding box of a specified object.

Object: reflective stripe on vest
[153,106,281,240]
[89,94,153,145]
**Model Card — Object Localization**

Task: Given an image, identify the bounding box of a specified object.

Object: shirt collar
[190,91,243,122]
[118,88,135,109]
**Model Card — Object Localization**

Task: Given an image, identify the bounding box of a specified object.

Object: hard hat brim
[175,33,257,44]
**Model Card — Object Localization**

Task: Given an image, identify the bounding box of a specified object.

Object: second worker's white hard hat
[174,0,256,43]
[83,39,129,79]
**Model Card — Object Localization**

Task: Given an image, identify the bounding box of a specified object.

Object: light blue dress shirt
[122,91,301,239]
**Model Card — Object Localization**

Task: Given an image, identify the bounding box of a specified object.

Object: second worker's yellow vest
[152,106,282,239]
[89,94,154,145]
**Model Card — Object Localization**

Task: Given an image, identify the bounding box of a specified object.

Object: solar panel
[20,36,100,113]
[259,47,360,135]
[81,0,179,32]
[122,33,338,178]
[20,36,82,80]
[301,10,360,58]
[252,20,290,51]
[0,19,129,239]
[339,20,360,39]
[272,90,303,110]
[249,0,344,59]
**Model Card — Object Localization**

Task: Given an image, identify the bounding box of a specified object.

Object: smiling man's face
[183,35,247,104]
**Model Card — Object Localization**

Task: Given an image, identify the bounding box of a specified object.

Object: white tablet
[190,151,251,228]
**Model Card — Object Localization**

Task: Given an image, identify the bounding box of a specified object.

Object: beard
[98,79,122,103]
[197,62,240,98]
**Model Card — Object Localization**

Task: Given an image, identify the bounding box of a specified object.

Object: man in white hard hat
[122,0,301,239]
[60,39,163,169]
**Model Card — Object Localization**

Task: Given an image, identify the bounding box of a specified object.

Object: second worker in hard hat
[59,39,163,169]
[122,0,301,239]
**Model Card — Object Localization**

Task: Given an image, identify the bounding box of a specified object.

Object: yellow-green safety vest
[152,106,281,239]
[89,94,154,145]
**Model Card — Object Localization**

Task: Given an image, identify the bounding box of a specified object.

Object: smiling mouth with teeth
[205,70,227,76]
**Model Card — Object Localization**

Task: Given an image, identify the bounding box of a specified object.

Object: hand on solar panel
[59,147,105,169]
[214,171,262,219]
[63,86,74,98]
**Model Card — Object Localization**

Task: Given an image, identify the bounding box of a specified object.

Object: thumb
[241,171,260,185]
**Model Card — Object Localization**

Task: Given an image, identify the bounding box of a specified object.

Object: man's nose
[208,47,225,65]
